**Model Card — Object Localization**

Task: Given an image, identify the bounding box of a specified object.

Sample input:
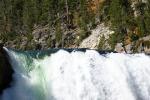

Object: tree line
[0,0,150,49]
[0,0,97,34]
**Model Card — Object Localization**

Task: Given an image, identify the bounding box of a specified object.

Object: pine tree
[23,0,35,33]
[55,20,62,47]
[134,0,150,36]
[109,0,132,44]
[144,0,150,35]
[33,0,42,25]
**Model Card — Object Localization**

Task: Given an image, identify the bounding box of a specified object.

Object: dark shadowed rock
[0,43,13,94]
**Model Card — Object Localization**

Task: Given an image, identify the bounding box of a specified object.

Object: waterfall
[1,47,150,100]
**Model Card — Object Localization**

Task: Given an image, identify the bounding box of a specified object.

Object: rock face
[115,35,150,54]
[32,25,53,49]
[115,43,126,53]
[0,43,13,94]
[79,23,114,49]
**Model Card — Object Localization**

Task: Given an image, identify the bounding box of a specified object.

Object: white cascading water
[1,47,150,100]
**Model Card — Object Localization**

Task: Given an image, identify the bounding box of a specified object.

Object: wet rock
[123,35,150,53]
[115,43,126,53]
[35,43,42,50]
[0,44,13,94]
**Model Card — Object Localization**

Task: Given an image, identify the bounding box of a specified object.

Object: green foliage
[46,37,52,47]
[55,21,62,45]
[1,0,150,50]
[135,1,150,37]
[23,0,35,33]
[109,0,132,29]
[77,13,91,43]
[108,33,118,49]
[144,14,150,34]
[78,29,91,43]
[136,17,146,36]
[106,0,137,48]
[0,0,95,34]
[0,32,17,42]
[26,33,33,42]
[98,35,106,50]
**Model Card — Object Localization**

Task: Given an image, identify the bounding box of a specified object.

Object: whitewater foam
[1,48,150,100]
